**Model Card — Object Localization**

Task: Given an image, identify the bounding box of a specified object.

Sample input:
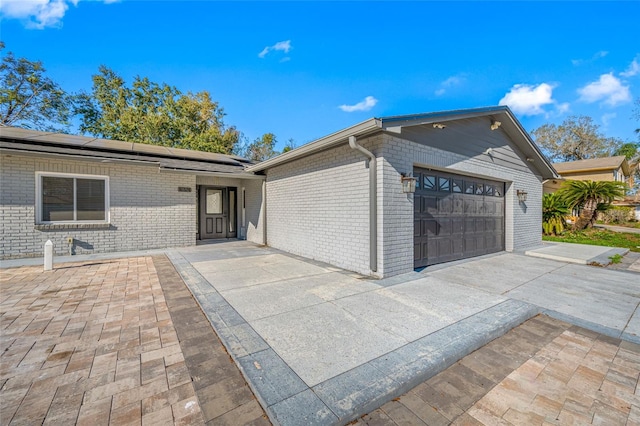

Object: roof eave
[246,118,380,172]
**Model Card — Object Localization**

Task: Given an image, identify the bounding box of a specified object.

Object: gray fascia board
[246,118,380,172]
[501,108,559,180]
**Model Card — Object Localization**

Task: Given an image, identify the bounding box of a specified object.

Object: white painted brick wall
[244,180,265,244]
[1,154,196,259]
[265,138,379,276]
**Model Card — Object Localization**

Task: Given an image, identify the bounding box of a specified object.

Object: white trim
[35,171,110,225]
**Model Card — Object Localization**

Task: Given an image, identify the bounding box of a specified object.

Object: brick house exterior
[1,106,557,278]
[0,127,265,260]
[248,106,557,277]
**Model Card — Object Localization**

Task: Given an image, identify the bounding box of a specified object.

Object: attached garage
[413,168,505,267]
[247,106,559,278]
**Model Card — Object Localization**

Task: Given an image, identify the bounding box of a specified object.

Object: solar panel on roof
[85,139,134,151]
[131,143,172,156]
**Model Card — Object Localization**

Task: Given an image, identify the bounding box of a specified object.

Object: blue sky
[1,1,639,153]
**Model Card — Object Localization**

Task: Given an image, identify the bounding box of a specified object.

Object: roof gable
[553,156,629,176]
[247,106,558,179]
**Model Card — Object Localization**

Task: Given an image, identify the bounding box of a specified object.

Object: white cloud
[434,74,466,96]
[556,102,570,114]
[620,58,640,77]
[0,0,115,29]
[338,96,378,112]
[571,50,608,66]
[601,112,616,127]
[498,83,556,116]
[0,0,68,29]
[577,73,631,106]
[258,40,292,59]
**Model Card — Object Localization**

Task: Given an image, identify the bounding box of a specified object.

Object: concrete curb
[542,309,640,345]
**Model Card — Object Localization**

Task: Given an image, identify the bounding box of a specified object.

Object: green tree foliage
[542,193,569,235]
[244,133,278,162]
[532,115,624,162]
[75,66,239,153]
[613,142,639,161]
[0,42,72,131]
[282,138,296,153]
[557,180,626,230]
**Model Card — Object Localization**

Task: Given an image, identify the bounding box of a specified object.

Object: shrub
[597,206,634,224]
[542,193,569,235]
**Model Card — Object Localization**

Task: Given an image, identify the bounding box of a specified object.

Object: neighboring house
[0,106,558,277]
[543,155,632,194]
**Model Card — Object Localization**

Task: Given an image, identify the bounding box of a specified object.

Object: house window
[36,173,109,223]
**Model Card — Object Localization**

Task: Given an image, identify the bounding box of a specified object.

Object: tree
[532,115,624,162]
[282,138,296,153]
[557,180,626,230]
[75,66,239,154]
[613,142,639,161]
[0,42,72,131]
[244,133,278,162]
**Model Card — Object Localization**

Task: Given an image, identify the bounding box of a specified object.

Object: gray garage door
[414,168,505,268]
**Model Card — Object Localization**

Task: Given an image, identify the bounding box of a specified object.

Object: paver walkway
[0,255,267,425]
[361,315,640,425]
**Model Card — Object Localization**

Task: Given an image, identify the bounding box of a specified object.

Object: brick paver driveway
[0,256,267,425]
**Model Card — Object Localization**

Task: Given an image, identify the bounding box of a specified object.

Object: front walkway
[0,256,267,425]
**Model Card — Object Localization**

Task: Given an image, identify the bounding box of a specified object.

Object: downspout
[262,179,267,245]
[348,136,377,273]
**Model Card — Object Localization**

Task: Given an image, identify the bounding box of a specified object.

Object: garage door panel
[438,197,452,214]
[424,219,438,236]
[425,197,437,214]
[414,167,505,267]
[452,197,464,214]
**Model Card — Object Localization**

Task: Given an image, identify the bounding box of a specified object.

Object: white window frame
[35,172,110,224]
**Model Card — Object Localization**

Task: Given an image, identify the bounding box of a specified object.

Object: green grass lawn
[543,228,640,252]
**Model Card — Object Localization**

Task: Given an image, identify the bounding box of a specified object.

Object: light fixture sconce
[401,174,417,193]
[516,190,528,203]
[490,120,502,130]
[433,123,446,129]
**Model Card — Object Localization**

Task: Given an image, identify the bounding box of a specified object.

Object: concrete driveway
[168,241,640,425]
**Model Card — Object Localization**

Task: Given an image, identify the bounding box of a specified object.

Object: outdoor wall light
[490,120,502,130]
[401,174,417,193]
[517,190,528,203]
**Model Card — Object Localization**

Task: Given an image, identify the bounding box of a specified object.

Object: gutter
[348,136,377,273]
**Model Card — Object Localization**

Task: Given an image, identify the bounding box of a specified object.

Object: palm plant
[557,180,626,230]
[542,193,569,235]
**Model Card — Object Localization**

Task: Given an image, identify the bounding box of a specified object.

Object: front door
[199,186,237,239]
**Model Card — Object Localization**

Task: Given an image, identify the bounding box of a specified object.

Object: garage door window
[423,175,436,191]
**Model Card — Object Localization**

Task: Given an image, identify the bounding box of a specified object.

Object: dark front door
[199,186,237,239]
[414,168,505,268]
